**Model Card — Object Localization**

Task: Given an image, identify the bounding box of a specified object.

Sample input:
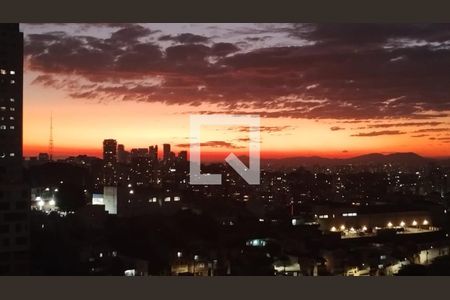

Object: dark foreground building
[0,23,28,274]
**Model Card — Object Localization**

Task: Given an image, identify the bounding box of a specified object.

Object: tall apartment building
[0,23,29,275]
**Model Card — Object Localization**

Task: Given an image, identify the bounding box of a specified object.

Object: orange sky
[21,24,450,160]
[23,69,450,159]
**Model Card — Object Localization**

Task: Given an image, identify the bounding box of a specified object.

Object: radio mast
[49,112,54,161]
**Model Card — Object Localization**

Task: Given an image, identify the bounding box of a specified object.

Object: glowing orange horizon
[23,144,449,161]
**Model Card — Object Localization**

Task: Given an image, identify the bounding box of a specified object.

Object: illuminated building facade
[103,139,117,185]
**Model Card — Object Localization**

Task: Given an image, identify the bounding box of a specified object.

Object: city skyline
[2,23,450,277]
[21,24,450,160]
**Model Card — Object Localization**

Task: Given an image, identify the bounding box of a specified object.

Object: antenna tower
[49,112,54,161]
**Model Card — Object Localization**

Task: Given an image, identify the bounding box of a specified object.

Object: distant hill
[254,152,433,169]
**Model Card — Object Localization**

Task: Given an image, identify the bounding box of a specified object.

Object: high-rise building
[103,139,117,185]
[103,139,117,163]
[117,144,128,164]
[0,24,29,275]
[178,151,188,162]
[163,144,171,161]
[149,145,158,162]
[130,148,148,158]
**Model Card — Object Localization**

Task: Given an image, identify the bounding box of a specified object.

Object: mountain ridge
[237,152,438,169]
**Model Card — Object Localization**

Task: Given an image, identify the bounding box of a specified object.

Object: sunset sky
[21,24,450,159]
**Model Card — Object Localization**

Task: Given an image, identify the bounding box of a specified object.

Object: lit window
[10,107,15,111]
[0,107,5,111]
[10,70,15,75]
[0,69,6,75]
[9,153,15,157]
[0,125,6,130]
[10,98,14,102]
[10,80,15,84]
[9,126,14,130]
[9,117,14,120]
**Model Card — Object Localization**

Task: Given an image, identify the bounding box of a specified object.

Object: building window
[10,98,14,103]
[9,107,14,111]
[10,80,15,84]
[15,237,27,246]
[9,153,14,157]
[9,70,15,75]
[0,69,6,75]
[9,126,14,130]
[0,125,6,130]
[9,116,14,120]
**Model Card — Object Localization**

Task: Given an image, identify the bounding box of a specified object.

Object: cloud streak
[351,130,406,137]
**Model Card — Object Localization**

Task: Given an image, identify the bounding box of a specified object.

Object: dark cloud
[108,24,156,45]
[158,33,209,44]
[176,141,243,149]
[25,24,450,120]
[413,128,449,133]
[210,43,240,56]
[234,125,292,133]
[330,126,344,131]
[366,122,444,129]
[351,130,406,137]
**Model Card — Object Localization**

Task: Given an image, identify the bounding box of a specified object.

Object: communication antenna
[49,112,54,161]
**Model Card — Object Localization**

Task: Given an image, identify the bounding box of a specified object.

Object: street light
[193,255,199,275]
[38,200,44,208]
[387,222,393,228]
